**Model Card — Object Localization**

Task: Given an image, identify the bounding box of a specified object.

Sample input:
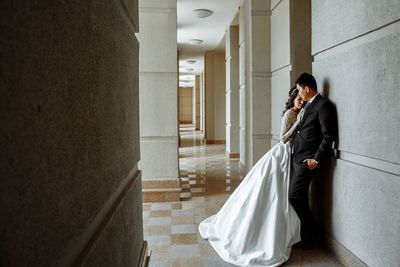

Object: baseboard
[324,236,368,267]
[206,140,226,144]
[142,178,181,202]
[137,241,150,267]
[226,151,240,159]
[179,120,192,124]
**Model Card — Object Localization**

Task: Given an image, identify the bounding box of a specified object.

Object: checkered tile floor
[143,125,342,267]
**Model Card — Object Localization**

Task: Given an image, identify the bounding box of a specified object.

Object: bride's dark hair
[282,87,299,116]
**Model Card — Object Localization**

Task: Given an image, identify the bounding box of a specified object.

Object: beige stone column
[192,86,196,126]
[138,0,180,202]
[200,73,206,132]
[239,0,271,171]
[205,51,226,144]
[195,75,201,130]
[225,25,240,158]
[0,1,145,266]
[270,0,311,145]
[178,87,193,124]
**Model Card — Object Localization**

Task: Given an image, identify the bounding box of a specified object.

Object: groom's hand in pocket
[303,159,318,170]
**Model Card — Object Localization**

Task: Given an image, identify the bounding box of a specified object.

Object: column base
[142,178,181,202]
[206,140,226,144]
[179,120,193,124]
[225,150,240,159]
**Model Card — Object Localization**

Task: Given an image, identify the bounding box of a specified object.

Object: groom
[290,73,334,248]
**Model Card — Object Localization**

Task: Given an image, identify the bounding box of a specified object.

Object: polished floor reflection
[179,125,243,200]
[143,125,342,267]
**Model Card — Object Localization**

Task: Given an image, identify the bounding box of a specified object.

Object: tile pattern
[179,126,243,200]
[143,125,343,267]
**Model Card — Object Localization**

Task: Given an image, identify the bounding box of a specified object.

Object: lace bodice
[280,109,303,144]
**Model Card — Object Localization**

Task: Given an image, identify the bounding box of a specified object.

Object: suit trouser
[289,161,319,244]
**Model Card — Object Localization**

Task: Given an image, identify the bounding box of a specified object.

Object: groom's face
[296,84,310,101]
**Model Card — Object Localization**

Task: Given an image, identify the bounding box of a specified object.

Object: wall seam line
[313,19,400,58]
[271,0,285,12]
[113,0,138,33]
[68,167,141,266]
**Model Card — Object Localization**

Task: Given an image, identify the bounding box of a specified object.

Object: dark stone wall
[0,1,142,266]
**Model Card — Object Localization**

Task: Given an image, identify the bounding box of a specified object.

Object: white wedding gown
[199,109,301,267]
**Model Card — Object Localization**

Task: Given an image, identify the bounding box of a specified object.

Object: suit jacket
[292,94,334,164]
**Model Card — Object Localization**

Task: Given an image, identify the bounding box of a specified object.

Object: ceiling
[177,0,241,87]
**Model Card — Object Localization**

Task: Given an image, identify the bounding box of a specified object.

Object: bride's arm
[281,119,300,144]
[280,111,292,142]
[280,109,303,144]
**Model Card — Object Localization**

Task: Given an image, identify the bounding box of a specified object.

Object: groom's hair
[296,73,317,91]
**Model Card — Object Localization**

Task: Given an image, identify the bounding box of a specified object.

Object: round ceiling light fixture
[192,9,213,18]
[186,60,197,64]
[188,39,203,45]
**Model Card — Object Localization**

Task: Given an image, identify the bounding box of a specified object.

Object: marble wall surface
[0,0,143,265]
[311,0,400,266]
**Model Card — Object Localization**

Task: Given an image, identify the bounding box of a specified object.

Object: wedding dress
[199,109,302,267]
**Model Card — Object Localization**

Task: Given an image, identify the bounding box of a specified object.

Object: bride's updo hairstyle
[282,87,299,116]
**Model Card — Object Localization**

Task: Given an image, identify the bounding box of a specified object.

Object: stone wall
[0,0,143,266]
[311,0,400,266]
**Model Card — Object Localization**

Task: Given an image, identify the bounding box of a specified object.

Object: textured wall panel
[271,70,291,136]
[140,140,179,180]
[312,2,400,266]
[0,0,141,266]
[313,31,400,163]
[139,74,178,136]
[312,160,400,266]
[137,8,177,73]
[312,0,400,53]
[271,0,290,71]
[82,176,143,267]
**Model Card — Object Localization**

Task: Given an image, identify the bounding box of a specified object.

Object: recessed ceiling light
[188,39,203,45]
[186,60,197,64]
[193,9,213,18]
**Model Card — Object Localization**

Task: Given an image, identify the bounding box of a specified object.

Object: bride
[199,87,305,267]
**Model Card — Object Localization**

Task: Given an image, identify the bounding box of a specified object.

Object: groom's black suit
[290,94,334,246]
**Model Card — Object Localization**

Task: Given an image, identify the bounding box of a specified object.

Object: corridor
[1,0,398,265]
[143,125,342,267]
